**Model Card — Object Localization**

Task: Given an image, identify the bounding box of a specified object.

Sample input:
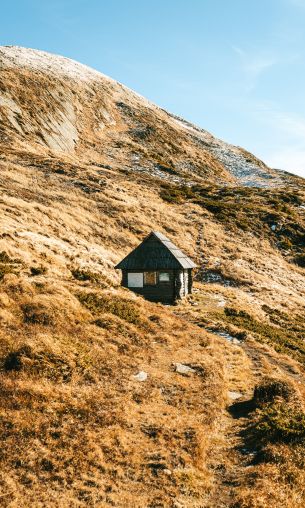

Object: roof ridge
[115,231,197,270]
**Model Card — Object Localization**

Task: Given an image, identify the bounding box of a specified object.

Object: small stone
[174,363,196,375]
[133,371,148,382]
[232,338,241,345]
[228,391,242,400]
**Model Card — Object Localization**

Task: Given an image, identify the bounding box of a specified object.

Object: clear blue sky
[2,0,305,177]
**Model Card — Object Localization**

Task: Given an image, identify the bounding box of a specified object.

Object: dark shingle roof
[115,231,197,270]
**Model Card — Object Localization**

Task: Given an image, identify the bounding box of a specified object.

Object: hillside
[0,46,305,507]
[0,45,289,188]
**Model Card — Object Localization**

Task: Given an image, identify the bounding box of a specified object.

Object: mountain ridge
[0,45,294,188]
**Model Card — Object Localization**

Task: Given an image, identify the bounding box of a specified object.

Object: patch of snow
[217,300,226,307]
[171,113,283,187]
[202,270,236,287]
[126,162,192,186]
[0,45,113,83]
[173,118,196,132]
[0,46,156,110]
[207,329,236,342]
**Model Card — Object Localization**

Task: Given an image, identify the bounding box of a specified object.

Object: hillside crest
[0,45,290,187]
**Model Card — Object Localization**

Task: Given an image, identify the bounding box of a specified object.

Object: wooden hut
[115,231,197,304]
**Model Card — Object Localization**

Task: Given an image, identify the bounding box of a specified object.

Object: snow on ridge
[0,46,156,110]
[0,46,114,83]
[172,114,282,187]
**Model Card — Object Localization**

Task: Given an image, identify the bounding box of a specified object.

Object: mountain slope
[0,46,305,507]
[0,45,289,187]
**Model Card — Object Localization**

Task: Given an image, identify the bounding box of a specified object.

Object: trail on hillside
[207,334,305,507]
[175,294,305,508]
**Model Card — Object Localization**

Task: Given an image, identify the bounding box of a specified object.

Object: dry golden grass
[1,47,305,507]
[0,272,228,507]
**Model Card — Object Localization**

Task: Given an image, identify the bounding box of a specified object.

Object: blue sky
[2,0,305,178]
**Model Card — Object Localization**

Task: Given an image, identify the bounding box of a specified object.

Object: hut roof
[115,231,197,270]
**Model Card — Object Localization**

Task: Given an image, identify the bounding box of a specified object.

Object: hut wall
[122,269,175,303]
[174,269,185,300]
[183,270,189,296]
[188,268,193,294]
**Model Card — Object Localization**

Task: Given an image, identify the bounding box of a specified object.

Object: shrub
[3,345,72,381]
[222,306,305,363]
[294,254,305,268]
[4,345,32,371]
[0,251,13,263]
[279,238,293,250]
[77,292,141,325]
[253,402,305,443]
[224,307,250,319]
[71,268,101,283]
[253,378,295,406]
[0,264,15,280]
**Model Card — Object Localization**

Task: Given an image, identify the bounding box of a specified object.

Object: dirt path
[174,295,305,507]
[206,334,256,507]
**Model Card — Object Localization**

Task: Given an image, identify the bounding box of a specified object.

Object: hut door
[128,272,143,288]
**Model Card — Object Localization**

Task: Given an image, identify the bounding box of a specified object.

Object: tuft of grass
[21,303,54,326]
[0,251,22,280]
[30,265,48,276]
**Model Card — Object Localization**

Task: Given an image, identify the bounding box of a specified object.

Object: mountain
[0,45,290,188]
[0,46,305,507]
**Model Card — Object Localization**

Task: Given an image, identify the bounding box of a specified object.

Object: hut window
[144,272,157,285]
[128,273,143,288]
[159,272,170,282]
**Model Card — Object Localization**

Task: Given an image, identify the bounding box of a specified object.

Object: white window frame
[127,272,143,288]
[159,272,170,282]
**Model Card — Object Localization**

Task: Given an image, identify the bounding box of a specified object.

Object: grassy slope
[0,144,305,506]
[0,273,226,507]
